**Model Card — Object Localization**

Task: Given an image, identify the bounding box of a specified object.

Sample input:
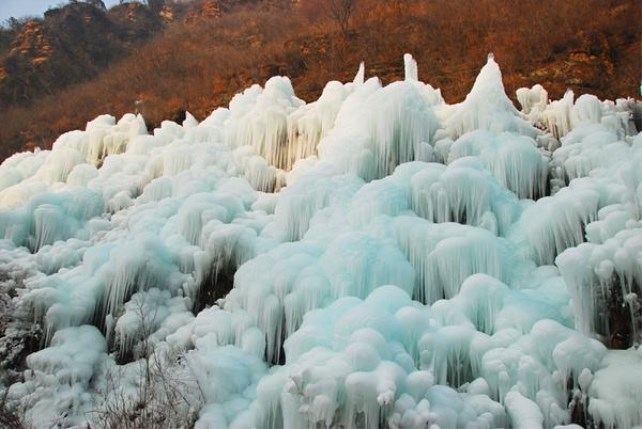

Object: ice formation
[0,54,641,429]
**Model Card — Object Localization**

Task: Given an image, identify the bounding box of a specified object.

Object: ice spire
[183,111,198,128]
[353,61,365,85]
[445,52,538,138]
[404,53,418,81]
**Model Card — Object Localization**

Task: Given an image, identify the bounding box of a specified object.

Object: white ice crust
[0,54,640,429]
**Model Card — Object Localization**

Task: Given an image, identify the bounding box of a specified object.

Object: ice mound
[557,227,642,348]
[247,283,604,429]
[317,55,444,181]
[407,159,521,236]
[287,64,365,171]
[439,130,549,199]
[445,54,538,139]
[225,76,305,171]
[250,286,507,429]
[6,325,107,427]
[587,347,642,428]
[517,87,636,141]
[0,54,640,428]
[0,188,104,252]
[225,231,415,363]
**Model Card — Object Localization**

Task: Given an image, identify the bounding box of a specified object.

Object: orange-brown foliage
[0,0,639,161]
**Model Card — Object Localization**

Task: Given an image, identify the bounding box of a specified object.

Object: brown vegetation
[0,1,174,109]
[0,0,639,161]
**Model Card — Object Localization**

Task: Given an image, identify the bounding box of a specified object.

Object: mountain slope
[0,1,176,108]
[0,0,639,161]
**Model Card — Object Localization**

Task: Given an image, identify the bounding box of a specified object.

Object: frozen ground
[0,54,641,428]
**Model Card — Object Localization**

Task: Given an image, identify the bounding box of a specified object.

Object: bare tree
[327,0,357,37]
[93,349,201,429]
[0,388,25,429]
[146,0,166,15]
[94,295,202,428]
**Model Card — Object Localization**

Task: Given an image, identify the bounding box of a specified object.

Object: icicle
[408,159,521,236]
[513,187,598,265]
[447,130,549,199]
[541,90,574,139]
[516,84,548,118]
[557,228,642,347]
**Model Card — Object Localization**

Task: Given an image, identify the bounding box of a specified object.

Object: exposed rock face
[0,1,165,108]
[0,1,272,109]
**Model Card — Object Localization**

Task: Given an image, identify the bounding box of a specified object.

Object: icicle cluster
[0,54,641,429]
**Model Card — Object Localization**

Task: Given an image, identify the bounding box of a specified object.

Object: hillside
[0,1,177,108]
[0,0,640,160]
